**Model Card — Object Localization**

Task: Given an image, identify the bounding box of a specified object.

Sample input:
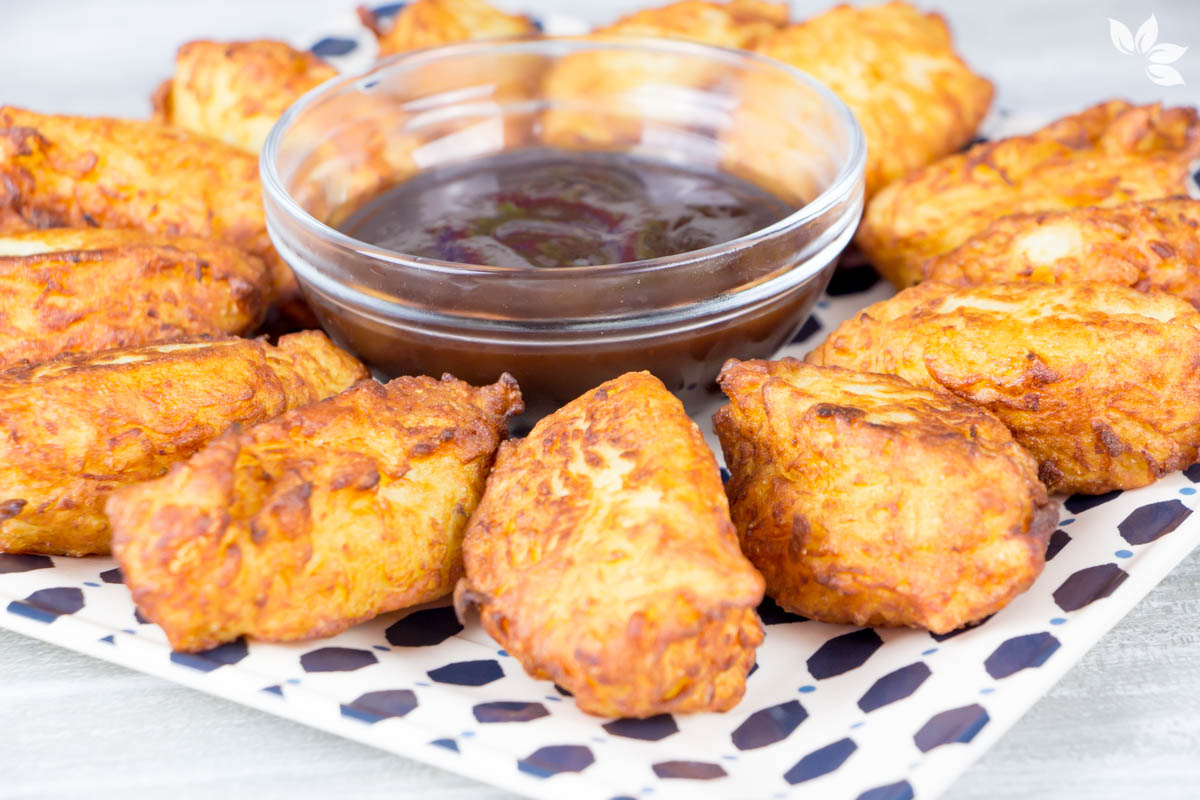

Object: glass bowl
[262,36,865,418]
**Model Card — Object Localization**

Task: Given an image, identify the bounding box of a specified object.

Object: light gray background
[1,1,1199,797]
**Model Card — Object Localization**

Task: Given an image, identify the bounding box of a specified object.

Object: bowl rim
[260,34,866,280]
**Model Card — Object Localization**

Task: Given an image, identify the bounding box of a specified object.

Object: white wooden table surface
[2,2,1199,797]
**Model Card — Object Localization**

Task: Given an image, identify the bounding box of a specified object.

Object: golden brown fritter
[741,2,992,201]
[595,0,787,47]
[717,66,843,204]
[351,2,544,196]
[0,107,301,315]
[455,372,764,718]
[107,373,522,652]
[360,0,538,57]
[151,40,337,153]
[0,228,271,369]
[285,94,423,227]
[0,332,367,556]
[539,1,787,150]
[715,359,1055,634]
[924,198,1200,309]
[859,100,1200,287]
[807,281,1200,495]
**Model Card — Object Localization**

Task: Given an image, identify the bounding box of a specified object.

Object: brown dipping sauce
[316,148,818,420]
[338,149,792,268]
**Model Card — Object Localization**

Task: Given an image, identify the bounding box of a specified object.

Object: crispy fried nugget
[455,372,764,718]
[540,1,787,149]
[360,0,538,56]
[595,0,786,47]
[0,228,271,369]
[0,332,367,556]
[0,107,300,313]
[807,282,1200,495]
[924,198,1200,309]
[353,0,543,183]
[151,40,337,153]
[860,100,1200,287]
[715,359,1055,633]
[107,374,522,652]
[744,2,992,200]
[285,94,423,226]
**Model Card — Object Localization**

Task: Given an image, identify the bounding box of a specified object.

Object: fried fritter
[351,1,543,187]
[595,0,786,47]
[360,0,538,57]
[455,372,764,718]
[807,281,1200,495]
[741,2,992,200]
[0,228,271,369]
[924,198,1200,309]
[0,107,301,314]
[717,63,846,205]
[539,0,787,150]
[107,373,522,652]
[0,332,367,556]
[860,100,1200,287]
[285,93,422,227]
[715,359,1055,633]
[151,40,337,153]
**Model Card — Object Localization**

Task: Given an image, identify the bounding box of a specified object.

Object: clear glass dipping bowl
[262,37,865,419]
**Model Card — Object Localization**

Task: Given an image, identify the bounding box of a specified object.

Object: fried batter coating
[151,40,337,153]
[0,228,271,369]
[540,1,787,150]
[0,332,367,556]
[742,2,992,200]
[107,374,522,652]
[0,107,301,313]
[924,198,1200,309]
[715,359,1055,633]
[353,1,543,183]
[286,94,423,226]
[859,100,1200,287]
[807,281,1200,495]
[455,371,764,718]
[360,0,538,56]
[596,0,786,47]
